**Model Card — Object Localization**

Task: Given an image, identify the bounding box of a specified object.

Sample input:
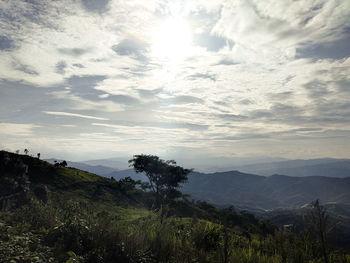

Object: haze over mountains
[46,157,350,212]
[183,171,350,210]
[234,158,350,178]
[107,169,350,211]
[49,157,350,179]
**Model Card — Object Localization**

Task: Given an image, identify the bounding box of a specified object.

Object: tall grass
[1,198,350,263]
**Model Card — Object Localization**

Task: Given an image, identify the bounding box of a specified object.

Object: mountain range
[46,157,350,178]
[234,158,350,178]
[107,169,350,211]
[44,157,350,211]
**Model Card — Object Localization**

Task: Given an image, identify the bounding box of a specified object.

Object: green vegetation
[1,151,350,262]
[129,154,192,206]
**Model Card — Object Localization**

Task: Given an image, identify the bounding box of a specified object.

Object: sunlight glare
[151,10,192,75]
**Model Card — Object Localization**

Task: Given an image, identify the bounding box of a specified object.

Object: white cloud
[212,0,350,65]
[43,111,109,120]
[1,0,349,160]
[50,90,124,112]
[0,123,39,136]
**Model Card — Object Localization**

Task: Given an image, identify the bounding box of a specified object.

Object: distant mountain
[80,157,129,170]
[234,159,350,178]
[45,158,118,176]
[110,169,350,210]
[183,171,350,210]
[82,157,350,177]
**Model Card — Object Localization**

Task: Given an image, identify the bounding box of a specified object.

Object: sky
[0,0,350,163]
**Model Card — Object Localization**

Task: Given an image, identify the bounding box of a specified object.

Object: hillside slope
[1,151,146,209]
[45,158,118,176]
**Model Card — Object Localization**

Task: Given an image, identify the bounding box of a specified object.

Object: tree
[119,176,141,192]
[24,148,29,155]
[309,200,330,263]
[54,160,67,167]
[37,153,41,159]
[129,154,191,206]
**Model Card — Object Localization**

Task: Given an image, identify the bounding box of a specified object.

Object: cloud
[187,72,216,81]
[1,0,349,160]
[112,38,149,62]
[57,48,91,57]
[161,95,204,105]
[216,58,240,66]
[211,0,350,65]
[296,33,350,60]
[303,80,331,98]
[72,63,85,68]
[81,0,110,13]
[0,123,39,136]
[43,111,109,120]
[335,79,350,93]
[55,61,67,75]
[193,32,233,51]
[136,88,163,98]
[109,95,140,105]
[238,99,254,105]
[14,63,39,75]
[0,36,15,51]
[267,91,294,101]
[50,90,124,112]
[92,120,209,131]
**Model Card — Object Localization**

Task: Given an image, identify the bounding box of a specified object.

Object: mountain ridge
[107,168,350,210]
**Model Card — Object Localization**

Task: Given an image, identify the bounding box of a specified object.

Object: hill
[45,158,118,177]
[261,203,350,249]
[109,169,350,210]
[183,172,350,210]
[1,151,350,262]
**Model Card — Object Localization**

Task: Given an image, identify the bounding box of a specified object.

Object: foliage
[119,176,141,193]
[129,154,192,206]
[54,160,67,167]
[2,198,350,263]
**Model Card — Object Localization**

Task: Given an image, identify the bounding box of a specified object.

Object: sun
[150,5,192,74]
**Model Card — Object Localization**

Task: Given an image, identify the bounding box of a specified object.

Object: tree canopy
[129,154,192,206]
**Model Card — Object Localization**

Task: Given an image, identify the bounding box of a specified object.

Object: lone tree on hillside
[129,154,192,206]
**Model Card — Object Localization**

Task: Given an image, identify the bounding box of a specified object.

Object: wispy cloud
[0,123,39,136]
[43,111,109,120]
[0,0,349,160]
